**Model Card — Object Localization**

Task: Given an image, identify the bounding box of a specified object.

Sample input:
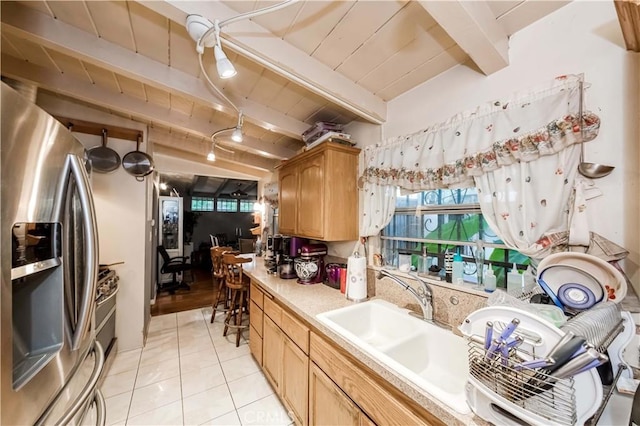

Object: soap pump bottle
[507,263,523,294]
[452,252,464,284]
[484,264,496,293]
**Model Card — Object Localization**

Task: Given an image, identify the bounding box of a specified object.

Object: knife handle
[484,321,494,350]
[499,318,520,341]
[513,357,555,371]
[485,338,501,360]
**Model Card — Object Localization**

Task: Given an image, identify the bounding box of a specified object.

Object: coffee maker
[264,234,278,274]
[278,236,297,279]
[294,243,328,284]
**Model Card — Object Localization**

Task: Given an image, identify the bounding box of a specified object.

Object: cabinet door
[279,165,297,235]
[297,154,324,238]
[263,316,284,392]
[249,325,263,366]
[309,363,360,426]
[282,339,309,426]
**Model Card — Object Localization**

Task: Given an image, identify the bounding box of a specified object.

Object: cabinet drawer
[250,300,263,337]
[249,325,263,366]
[264,296,282,326]
[250,281,264,309]
[281,309,309,355]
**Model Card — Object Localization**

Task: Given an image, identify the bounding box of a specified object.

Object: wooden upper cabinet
[278,142,360,241]
[279,166,298,235]
[297,153,325,238]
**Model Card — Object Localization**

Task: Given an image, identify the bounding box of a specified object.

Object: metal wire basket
[467,337,577,426]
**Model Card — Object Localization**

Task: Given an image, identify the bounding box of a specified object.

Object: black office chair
[157,245,192,294]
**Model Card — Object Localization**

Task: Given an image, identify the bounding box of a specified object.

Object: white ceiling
[0,0,571,178]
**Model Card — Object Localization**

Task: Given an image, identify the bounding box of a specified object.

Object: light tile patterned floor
[101,307,293,426]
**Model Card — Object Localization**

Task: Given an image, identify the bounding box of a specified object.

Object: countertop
[240,254,483,426]
[241,254,637,426]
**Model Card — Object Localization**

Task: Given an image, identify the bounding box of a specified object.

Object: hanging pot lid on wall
[87,129,121,173]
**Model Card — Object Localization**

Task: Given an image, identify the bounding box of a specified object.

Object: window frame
[381,189,529,288]
[191,196,215,212]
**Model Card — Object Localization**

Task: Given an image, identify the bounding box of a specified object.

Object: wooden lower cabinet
[249,325,263,366]
[262,316,284,392]
[282,339,309,426]
[309,363,361,426]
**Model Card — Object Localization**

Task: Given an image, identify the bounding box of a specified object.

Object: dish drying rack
[466,301,630,426]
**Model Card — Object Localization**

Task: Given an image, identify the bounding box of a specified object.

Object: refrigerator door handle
[50,341,104,426]
[68,154,99,350]
[93,389,106,426]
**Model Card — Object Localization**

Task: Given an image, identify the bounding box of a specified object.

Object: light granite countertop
[240,254,486,426]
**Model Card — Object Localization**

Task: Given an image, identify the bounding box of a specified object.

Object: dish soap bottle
[484,264,496,293]
[452,252,464,284]
[506,263,523,294]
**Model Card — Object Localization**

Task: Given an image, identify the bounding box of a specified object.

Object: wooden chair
[209,246,234,323]
[222,253,252,347]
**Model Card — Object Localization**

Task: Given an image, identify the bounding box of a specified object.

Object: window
[216,198,238,212]
[191,197,214,212]
[239,200,256,212]
[382,188,529,288]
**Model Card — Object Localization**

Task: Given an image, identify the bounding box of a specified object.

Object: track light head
[213,45,237,79]
[231,127,243,142]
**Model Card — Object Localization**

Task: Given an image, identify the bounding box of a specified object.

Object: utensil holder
[467,337,578,426]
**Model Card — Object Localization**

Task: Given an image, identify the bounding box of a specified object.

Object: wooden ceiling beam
[615,0,640,52]
[154,145,271,180]
[2,54,296,160]
[418,0,509,75]
[0,1,308,139]
[137,0,387,124]
[148,128,279,172]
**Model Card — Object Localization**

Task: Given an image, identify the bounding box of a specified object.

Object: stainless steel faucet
[377,269,433,321]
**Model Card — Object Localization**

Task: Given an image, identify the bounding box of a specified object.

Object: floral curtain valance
[363,75,600,192]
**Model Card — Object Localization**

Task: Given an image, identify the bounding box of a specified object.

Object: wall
[382,1,640,295]
[75,133,148,351]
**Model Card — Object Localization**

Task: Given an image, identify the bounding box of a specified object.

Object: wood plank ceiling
[0,0,571,178]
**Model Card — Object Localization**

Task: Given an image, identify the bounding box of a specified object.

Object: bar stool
[210,246,234,323]
[222,253,251,347]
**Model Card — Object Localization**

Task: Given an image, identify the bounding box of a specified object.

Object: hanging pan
[122,134,154,181]
[87,128,121,173]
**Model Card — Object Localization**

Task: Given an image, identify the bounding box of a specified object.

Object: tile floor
[100,307,293,425]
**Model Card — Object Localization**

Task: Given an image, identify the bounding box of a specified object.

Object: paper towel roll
[346,254,367,302]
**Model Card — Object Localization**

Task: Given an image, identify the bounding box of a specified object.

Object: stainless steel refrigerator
[1,82,106,425]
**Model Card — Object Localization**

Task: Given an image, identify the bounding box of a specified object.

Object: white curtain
[474,145,581,258]
[361,75,601,258]
[359,181,396,237]
[363,75,599,191]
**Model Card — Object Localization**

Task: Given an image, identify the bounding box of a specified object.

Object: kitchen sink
[316,299,470,414]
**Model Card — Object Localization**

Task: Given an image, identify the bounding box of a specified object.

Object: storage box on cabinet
[278,142,360,241]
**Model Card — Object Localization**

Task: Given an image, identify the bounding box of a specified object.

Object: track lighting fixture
[207,144,216,162]
[206,116,245,161]
[231,111,243,142]
[186,0,299,156]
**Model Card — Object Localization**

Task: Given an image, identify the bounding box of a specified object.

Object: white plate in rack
[538,252,626,303]
[459,306,603,425]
